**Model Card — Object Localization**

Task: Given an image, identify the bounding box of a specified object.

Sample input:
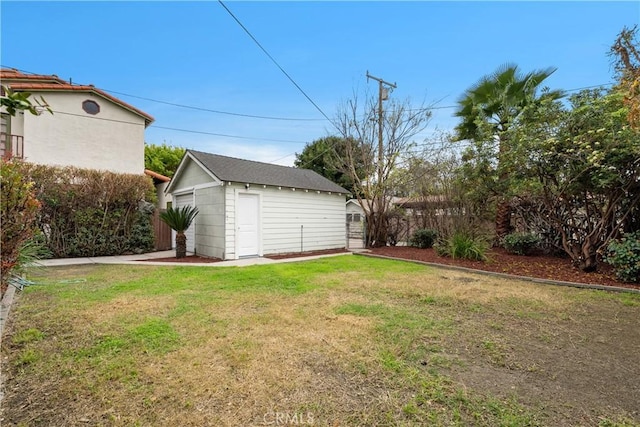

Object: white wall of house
[193,185,226,259]
[18,92,146,174]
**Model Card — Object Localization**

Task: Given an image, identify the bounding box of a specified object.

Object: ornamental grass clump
[435,231,489,261]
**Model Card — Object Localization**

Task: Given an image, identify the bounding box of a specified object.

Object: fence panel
[153,210,172,251]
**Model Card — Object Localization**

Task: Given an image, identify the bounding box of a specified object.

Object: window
[346,214,353,222]
[353,213,361,222]
[82,99,100,115]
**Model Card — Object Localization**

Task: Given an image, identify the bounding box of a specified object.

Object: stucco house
[165,150,349,259]
[0,68,154,174]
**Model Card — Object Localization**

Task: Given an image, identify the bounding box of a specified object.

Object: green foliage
[160,205,199,258]
[294,136,361,195]
[604,232,640,283]
[159,205,199,233]
[435,231,489,261]
[502,232,540,255]
[517,88,640,271]
[0,159,41,295]
[144,143,185,178]
[26,164,157,257]
[409,228,438,249]
[0,85,51,116]
[609,25,640,129]
[454,63,562,142]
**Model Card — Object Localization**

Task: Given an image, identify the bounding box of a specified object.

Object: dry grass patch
[2,256,638,426]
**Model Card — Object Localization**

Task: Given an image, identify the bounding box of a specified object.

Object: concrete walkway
[35,250,353,268]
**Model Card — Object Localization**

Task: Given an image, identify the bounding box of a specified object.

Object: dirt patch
[437,298,640,426]
[369,246,639,290]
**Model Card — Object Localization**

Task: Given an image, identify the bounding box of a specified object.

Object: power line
[51,110,308,144]
[217,1,335,125]
[1,65,327,122]
[103,88,327,122]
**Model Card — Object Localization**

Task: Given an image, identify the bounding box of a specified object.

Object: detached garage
[165,150,349,260]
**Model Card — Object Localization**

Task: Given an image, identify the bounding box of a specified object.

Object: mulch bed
[265,248,350,260]
[142,255,223,263]
[369,246,640,291]
[143,248,349,263]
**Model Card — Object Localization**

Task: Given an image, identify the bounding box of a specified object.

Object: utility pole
[366,71,396,215]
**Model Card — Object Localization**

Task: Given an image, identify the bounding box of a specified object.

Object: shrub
[409,228,438,249]
[435,231,489,261]
[0,160,41,296]
[503,232,541,255]
[604,232,640,283]
[28,164,157,257]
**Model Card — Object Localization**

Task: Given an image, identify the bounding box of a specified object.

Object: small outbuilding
[165,150,349,259]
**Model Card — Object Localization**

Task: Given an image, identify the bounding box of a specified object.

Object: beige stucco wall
[19,91,146,174]
[155,181,171,209]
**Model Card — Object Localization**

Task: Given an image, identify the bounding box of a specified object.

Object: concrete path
[35,250,353,268]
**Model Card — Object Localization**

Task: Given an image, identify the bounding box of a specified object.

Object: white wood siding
[192,186,226,259]
[224,185,237,259]
[169,158,212,191]
[225,184,345,257]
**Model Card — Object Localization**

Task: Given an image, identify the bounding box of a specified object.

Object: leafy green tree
[454,64,563,240]
[511,89,640,272]
[144,143,185,178]
[610,25,640,129]
[159,205,199,258]
[294,136,362,196]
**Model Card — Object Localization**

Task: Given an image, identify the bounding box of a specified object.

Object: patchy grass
[2,256,639,426]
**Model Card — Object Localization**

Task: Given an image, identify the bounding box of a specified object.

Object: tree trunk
[578,237,599,273]
[495,199,512,241]
[175,232,187,259]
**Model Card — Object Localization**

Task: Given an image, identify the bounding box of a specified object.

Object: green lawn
[2,256,639,426]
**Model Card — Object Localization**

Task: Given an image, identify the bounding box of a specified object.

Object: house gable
[166,154,222,194]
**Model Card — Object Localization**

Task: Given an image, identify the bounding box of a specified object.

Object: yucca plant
[159,206,199,258]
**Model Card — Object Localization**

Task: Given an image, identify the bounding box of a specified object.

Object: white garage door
[174,193,195,253]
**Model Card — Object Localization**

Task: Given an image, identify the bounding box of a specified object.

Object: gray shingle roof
[188,150,349,193]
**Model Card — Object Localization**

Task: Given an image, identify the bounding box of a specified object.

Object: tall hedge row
[27,164,157,258]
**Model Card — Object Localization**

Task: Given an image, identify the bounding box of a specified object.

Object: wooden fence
[152,210,172,251]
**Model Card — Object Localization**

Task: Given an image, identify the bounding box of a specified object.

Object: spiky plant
[159,205,199,258]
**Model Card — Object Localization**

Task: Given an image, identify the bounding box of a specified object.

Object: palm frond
[159,205,199,233]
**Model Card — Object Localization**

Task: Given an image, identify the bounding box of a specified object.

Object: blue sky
[2,1,638,165]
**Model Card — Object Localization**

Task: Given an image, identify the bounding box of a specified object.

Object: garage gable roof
[186,150,349,193]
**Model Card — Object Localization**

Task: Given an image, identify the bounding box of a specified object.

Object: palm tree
[454,63,563,240]
[159,205,199,258]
